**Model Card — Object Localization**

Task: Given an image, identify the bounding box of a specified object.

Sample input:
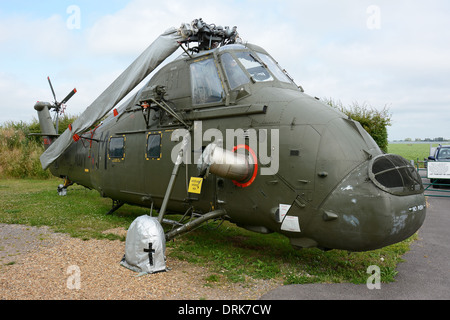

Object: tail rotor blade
[61,88,77,105]
[47,76,57,103]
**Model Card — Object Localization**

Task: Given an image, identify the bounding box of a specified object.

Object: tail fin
[34,101,58,149]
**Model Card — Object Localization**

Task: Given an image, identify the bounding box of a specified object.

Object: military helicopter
[34,18,426,252]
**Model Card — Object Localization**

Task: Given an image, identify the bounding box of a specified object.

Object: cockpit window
[235,51,273,82]
[256,52,293,84]
[190,58,224,105]
[220,52,250,89]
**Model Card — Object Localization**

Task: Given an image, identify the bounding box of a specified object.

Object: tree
[325,98,392,153]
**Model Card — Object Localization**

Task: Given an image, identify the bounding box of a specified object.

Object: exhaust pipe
[198,143,257,186]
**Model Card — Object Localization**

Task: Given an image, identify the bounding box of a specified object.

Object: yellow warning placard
[188,177,203,194]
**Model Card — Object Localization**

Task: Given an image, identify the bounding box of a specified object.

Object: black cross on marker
[143,243,155,266]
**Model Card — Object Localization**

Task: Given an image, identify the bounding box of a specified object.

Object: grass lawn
[388,142,440,167]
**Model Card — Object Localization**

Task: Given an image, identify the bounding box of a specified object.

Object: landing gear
[106,200,125,215]
[57,184,67,196]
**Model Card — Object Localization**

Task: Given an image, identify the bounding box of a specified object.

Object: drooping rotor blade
[40,26,188,170]
[61,88,77,105]
[47,76,57,103]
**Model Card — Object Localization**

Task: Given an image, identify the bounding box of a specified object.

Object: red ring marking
[232,144,258,188]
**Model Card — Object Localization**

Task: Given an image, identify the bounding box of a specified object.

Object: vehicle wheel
[57,184,67,196]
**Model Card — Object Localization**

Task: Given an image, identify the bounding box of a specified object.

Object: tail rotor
[47,76,77,133]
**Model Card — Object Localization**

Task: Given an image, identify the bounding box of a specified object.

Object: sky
[0,0,449,141]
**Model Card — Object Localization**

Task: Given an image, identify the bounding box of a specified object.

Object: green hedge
[0,115,77,179]
[325,98,392,153]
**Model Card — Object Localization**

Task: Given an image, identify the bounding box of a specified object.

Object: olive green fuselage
[42,43,426,251]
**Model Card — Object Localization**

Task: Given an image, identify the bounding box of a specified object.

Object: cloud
[0,72,48,123]
[85,0,243,57]
[0,13,78,60]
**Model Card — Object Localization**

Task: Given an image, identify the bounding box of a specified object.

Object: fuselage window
[190,58,224,105]
[220,52,250,89]
[146,133,162,160]
[109,136,125,160]
[235,51,273,82]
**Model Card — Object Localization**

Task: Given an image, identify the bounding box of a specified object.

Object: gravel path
[0,224,280,300]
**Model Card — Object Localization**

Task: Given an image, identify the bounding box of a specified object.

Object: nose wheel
[57,178,73,196]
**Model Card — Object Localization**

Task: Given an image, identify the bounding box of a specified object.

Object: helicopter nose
[316,154,426,251]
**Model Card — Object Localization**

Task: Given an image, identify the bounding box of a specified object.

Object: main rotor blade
[61,88,77,105]
[47,76,57,103]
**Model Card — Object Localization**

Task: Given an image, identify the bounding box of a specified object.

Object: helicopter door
[143,130,217,214]
[144,131,187,211]
[103,133,149,202]
[102,135,128,199]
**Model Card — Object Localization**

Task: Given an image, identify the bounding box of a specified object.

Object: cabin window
[146,133,162,160]
[190,58,224,105]
[235,51,273,82]
[109,136,125,160]
[220,52,249,89]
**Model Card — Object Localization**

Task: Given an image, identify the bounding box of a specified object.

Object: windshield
[235,51,273,82]
[255,52,293,84]
[221,52,250,89]
[438,148,450,160]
